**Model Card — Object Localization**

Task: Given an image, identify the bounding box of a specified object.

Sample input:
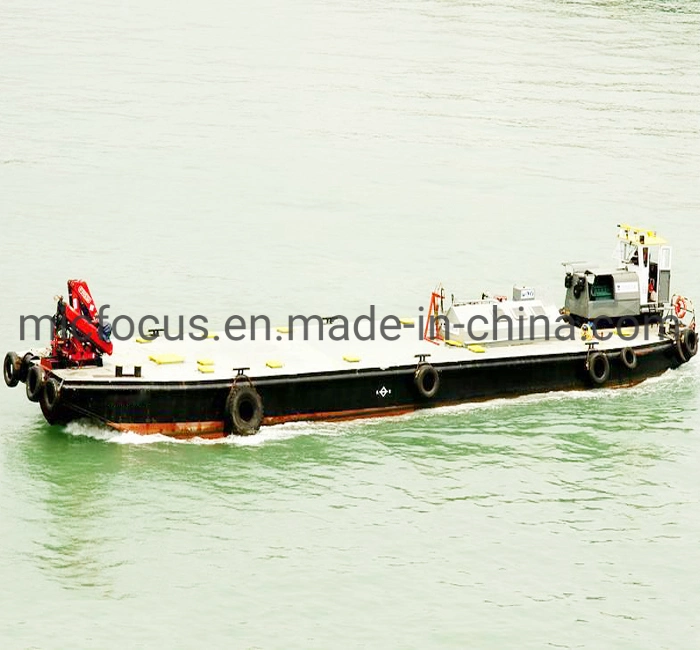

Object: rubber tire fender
[225,384,264,435]
[3,352,20,388]
[414,364,440,399]
[19,352,36,383]
[588,352,610,385]
[676,332,689,363]
[620,347,638,370]
[26,364,45,402]
[41,377,62,414]
[682,329,698,359]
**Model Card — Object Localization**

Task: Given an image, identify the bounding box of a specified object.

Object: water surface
[1,1,699,647]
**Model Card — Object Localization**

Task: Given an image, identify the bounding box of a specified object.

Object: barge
[4,225,697,438]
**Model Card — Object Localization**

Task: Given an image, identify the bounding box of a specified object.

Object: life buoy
[620,347,637,370]
[25,365,45,402]
[41,377,62,414]
[3,352,20,388]
[674,296,687,319]
[225,383,263,435]
[681,328,698,359]
[588,352,610,385]
[414,364,440,399]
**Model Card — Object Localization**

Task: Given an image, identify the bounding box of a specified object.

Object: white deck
[48,320,671,384]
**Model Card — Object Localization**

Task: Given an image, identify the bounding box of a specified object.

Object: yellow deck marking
[149,354,185,365]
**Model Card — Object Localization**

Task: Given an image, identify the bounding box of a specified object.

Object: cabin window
[589,275,615,301]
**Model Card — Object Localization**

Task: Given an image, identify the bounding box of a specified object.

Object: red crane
[47,280,113,368]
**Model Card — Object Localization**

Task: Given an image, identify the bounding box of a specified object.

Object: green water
[1,0,699,647]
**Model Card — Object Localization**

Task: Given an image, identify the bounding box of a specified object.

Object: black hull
[44,340,683,438]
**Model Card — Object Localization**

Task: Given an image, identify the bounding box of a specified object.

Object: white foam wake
[62,418,348,446]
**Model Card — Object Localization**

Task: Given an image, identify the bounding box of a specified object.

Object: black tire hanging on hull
[225,384,264,435]
[588,352,610,385]
[3,352,20,388]
[414,364,440,399]
[42,377,61,413]
[26,365,44,402]
[39,377,73,425]
[681,329,698,360]
[676,331,689,363]
[19,353,36,383]
[620,347,638,370]
[39,380,73,426]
